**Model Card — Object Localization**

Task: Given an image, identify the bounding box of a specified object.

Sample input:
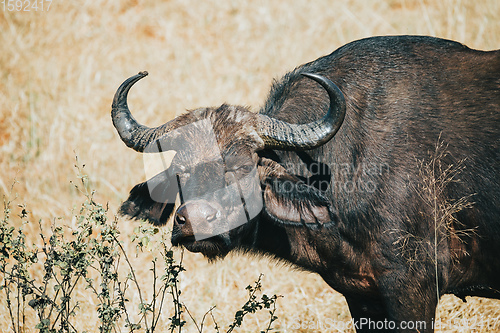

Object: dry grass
[0,0,499,331]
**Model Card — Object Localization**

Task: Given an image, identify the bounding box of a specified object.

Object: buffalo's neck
[236,214,380,295]
[236,216,293,262]
[239,214,337,274]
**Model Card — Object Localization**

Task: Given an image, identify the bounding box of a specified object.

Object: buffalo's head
[112,71,345,259]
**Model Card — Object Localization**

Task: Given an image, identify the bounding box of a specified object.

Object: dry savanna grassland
[1,0,499,332]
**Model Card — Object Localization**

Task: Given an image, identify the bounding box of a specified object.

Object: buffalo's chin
[172,235,230,260]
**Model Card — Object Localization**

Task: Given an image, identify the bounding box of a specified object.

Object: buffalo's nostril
[206,212,217,223]
[204,205,220,223]
[175,212,187,225]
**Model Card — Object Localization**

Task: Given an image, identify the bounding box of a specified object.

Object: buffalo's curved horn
[112,71,173,152]
[257,73,346,150]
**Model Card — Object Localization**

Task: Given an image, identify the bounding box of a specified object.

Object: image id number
[1,0,52,11]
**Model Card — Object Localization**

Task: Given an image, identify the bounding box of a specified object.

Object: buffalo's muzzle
[174,200,223,240]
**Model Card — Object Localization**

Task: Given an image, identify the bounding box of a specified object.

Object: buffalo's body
[112,36,500,332]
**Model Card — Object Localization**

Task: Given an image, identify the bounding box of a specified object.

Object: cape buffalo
[112,35,500,332]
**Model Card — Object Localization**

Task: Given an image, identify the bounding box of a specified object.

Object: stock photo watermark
[281,315,500,331]
[140,119,390,240]
[1,0,52,11]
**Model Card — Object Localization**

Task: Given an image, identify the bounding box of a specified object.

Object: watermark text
[1,0,52,11]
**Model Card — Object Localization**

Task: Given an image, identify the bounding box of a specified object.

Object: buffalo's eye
[169,164,186,175]
[170,165,190,186]
[226,164,254,177]
[224,164,255,186]
[176,172,190,184]
[236,164,254,175]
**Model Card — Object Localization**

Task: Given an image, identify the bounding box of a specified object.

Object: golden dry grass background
[1,0,499,332]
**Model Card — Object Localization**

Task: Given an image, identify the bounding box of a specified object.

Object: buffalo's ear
[258,157,334,226]
[119,170,178,226]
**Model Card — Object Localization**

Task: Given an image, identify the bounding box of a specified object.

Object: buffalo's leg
[378,273,439,332]
[345,290,437,332]
[345,295,394,333]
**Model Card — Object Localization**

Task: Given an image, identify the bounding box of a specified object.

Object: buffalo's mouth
[170,198,251,260]
[171,231,230,260]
